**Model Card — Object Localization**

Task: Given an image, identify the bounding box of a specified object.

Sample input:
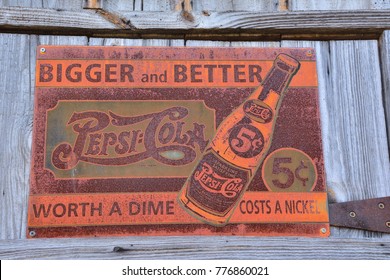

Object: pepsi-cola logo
[243,99,273,123]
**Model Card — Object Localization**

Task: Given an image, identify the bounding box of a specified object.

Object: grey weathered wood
[186,40,231,47]
[89,37,184,46]
[133,0,142,11]
[1,237,389,259]
[380,31,390,149]
[230,41,281,47]
[1,7,390,39]
[192,0,234,12]
[89,38,144,46]
[142,0,175,11]
[290,0,390,11]
[192,0,281,12]
[231,0,281,12]
[0,33,33,239]
[38,35,88,45]
[0,35,88,240]
[0,7,116,31]
[0,0,84,9]
[105,0,134,12]
[0,0,35,7]
[326,40,390,204]
[42,0,84,10]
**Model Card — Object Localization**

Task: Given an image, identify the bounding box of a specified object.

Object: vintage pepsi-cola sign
[28,46,329,238]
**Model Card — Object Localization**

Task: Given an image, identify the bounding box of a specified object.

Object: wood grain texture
[0,34,33,239]
[1,237,389,259]
[0,0,35,7]
[41,0,84,10]
[88,38,144,46]
[192,0,281,12]
[1,7,390,39]
[186,40,231,47]
[104,0,134,12]
[0,35,88,240]
[290,0,390,11]
[230,41,281,47]
[326,40,390,206]
[0,0,84,9]
[192,0,234,12]
[380,31,390,149]
[38,35,88,45]
[142,0,176,11]
[89,37,184,46]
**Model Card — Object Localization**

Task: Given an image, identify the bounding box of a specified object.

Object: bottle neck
[257,54,300,101]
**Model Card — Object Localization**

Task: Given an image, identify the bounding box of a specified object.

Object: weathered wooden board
[104,0,134,12]
[0,33,32,240]
[290,0,390,11]
[0,34,89,240]
[380,31,390,149]
[192,0,284,12]
[1,237,389,259]
[0,0,84,9]
[1,7,390,39]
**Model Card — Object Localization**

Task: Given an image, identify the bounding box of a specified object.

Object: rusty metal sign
[28,46,329,238]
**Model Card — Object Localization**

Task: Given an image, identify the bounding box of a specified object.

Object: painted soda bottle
[178,53,301,226]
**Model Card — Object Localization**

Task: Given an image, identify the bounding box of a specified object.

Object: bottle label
[228,124,265,158]
[243,99,273,124]
[187,150,250,216]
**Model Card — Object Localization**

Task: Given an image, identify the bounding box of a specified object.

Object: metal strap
[329,196,390,233]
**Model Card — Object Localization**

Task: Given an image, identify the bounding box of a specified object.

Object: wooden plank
[142,0,175,11]
[0,0,34,7]
[0,0,84,9]
[230,41,280,47]
[0,34,88,240]
[282,40,390,239]
[192,0,282,12]
[1,7,390,39]
[89,37,185,46]
[38,35,88,45]
[105,0,134,12]
[133,0,142,11]
[380,31,390,150]
[290,0,390,11]
[0,33,32,239]
[41,0,83,10]
[192,0,233,12]
[186,40,231,47]
[326,40,390,206]
[231,0,281,12]
[1,237,390,259]
[89,38,144,46]
[0,7,116,32]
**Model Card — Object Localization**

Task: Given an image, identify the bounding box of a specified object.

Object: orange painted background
[36,60,317,88]
[28,192,328,227]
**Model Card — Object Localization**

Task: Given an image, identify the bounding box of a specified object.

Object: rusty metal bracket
[329,196,390,233]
